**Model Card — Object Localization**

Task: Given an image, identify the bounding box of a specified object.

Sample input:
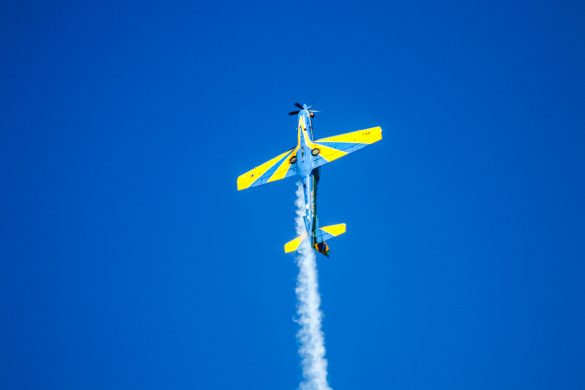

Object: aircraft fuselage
[295,109,328,255]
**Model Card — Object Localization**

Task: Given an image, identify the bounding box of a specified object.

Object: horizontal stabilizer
[283,223,346,254]
[315,223,346,244]
[284,235,304,253]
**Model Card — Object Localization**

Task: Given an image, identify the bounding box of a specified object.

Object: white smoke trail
[294,182,331,390]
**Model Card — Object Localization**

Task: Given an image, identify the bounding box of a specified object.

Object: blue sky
[1,0,584,389]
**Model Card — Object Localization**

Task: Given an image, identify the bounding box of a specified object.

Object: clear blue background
[2,1,584,389]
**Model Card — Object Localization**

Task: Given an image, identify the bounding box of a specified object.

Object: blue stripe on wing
[253,150,293,186]
[316,141,367,154]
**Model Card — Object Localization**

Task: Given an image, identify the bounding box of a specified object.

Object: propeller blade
[288,110,300,115]
[294,102,303,109]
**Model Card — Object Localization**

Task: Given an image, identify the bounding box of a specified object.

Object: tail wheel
[289,155,297,164]
[311,148,320,156]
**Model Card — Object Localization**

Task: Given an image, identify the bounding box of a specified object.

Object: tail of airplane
[284,223,347,256]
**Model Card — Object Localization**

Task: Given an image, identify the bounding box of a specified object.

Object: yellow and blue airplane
[237,103,382,257]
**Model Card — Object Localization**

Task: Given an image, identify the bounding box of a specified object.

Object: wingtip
[236,175,247,191]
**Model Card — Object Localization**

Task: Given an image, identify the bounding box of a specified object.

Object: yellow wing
[237,146,299,191]
[310,126,382,166]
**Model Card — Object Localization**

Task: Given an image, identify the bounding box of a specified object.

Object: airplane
[237,103,382,257]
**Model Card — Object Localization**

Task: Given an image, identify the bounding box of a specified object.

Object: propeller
[288,103,319,116]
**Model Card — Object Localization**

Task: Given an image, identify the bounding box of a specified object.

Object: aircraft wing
[310,126,382,168]
[237,146,298,191]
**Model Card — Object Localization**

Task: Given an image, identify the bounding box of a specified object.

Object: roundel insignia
[311,148,320,156]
